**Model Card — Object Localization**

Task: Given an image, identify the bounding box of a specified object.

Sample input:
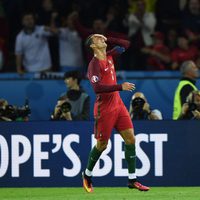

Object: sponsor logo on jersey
[108,60,112,64]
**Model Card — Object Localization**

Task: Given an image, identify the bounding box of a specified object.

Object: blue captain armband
[114,46,126,54]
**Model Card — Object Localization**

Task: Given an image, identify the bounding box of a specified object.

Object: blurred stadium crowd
[0,0,200,72]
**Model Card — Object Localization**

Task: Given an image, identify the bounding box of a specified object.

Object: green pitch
[0,187,199,200]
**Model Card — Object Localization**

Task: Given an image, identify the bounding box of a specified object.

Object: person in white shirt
[127,0,156,46]
[54,13,84,72]
[15,12,52,73]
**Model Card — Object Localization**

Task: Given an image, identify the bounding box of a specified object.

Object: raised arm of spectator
[42,26,54,37]
[142,47,171,63]
[69,11,93,40]
[153,51,171,63]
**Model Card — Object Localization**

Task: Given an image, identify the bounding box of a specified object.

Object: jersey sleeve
[107,37,130,57]
[87,60,122,94]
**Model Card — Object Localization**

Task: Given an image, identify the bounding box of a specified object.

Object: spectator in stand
[155,0,183,32]
[141,31,171,70]
[37,0,60,71]
[181,0,200,43]
[72,11,128,42]
[104,3,127,33]
[171,35,199,70]
[0,2,9,71]
[15,12,52,74]
[165,28,178,51]
[173,60,199,119]
[37,0,58,25]
[126,0,156,70]
[127,0,156,46]
[69,11,128,66]
[128,0,157,15]
[51,13,84,72]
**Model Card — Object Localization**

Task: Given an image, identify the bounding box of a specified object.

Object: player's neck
[94,49,107,60]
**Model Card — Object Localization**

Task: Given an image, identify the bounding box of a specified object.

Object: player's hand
[92,34,107,41]
[122,82,135,91]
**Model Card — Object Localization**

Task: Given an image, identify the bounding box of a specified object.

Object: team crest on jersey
[91,76,99,83]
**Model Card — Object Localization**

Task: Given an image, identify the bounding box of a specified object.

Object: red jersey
[147,44,170,70]
[171,46,198,64]
[87,37,130,117]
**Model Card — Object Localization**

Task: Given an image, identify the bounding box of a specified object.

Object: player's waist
[96,92,119,100]
[94,102,123,117]
[94,99,123,111]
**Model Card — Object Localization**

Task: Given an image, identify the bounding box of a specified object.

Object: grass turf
[0,187,199,200]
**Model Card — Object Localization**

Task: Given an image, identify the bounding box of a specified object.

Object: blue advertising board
[0,71,200,120]
[2,78,200,120]
[0,121,200,187]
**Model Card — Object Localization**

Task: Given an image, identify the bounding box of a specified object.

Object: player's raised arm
[90,76,135,94]
[107,37,130,57]
[107,37,130,50]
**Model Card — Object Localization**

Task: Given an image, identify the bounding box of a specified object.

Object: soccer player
[82,34,150,192]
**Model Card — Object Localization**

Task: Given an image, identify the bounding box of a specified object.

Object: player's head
[22,12,35,29]
[85,34,107,53]
[64,70,82,89]
[180,60,199,79]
